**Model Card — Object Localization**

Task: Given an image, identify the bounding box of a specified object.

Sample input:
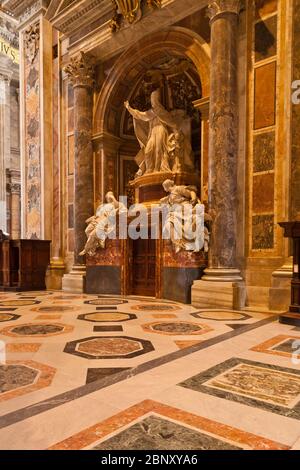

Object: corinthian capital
[64,52,95,88]
[207,0,241,22]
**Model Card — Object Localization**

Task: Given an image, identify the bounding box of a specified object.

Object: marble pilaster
[0,68,12,233]
[192,0,244,310]
[62,52,95,293]
[19,14,53,240]
[269,0,299,310]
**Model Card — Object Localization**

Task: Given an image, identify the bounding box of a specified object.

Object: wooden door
[131,236,156,297]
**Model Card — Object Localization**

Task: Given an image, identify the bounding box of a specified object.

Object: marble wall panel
[68,229,74,252]
[255,15,277,62]
[254,62,277,129]
[253,131,275,172]
[68,134,74,176]
[252,214,274,250]
[68,108,74,133]
[68,204,74,229]
[252,173,275,213]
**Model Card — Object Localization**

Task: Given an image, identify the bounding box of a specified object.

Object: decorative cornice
[64,51,95,88]
[207,0,241,22]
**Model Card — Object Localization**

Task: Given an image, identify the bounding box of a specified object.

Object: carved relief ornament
[24,23,40,64]
[110,0,162,32]
[64,52,95,88]
[207,0,241,22]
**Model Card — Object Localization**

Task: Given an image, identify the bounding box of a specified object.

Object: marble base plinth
[86,266,122,295]
[62,265,86,293]
[269,260,292,311]
[163,267,205,304]
[46,259,65,290]
[192,280,246,310]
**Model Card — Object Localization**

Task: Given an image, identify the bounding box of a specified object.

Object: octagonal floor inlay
[64,336,154,359]
[30,306,80,313]
[0,300,40,307]
[0,313,20,322]
[84,299,128,306]
[0,365,38,393]
[78,312,136,323]
[0,322,74,337]
[131,304,180,312]
[0,360,56,402]
[142,321,213,336]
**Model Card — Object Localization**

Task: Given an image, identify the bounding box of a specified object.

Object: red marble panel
[252,173,275,213]
[254,62,276,130]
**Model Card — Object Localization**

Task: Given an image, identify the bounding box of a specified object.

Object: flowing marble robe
[126,90,194,176]
[80,193,127,257]
[160,182,210,253]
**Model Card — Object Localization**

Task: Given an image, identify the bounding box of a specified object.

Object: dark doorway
[131,237,156,297]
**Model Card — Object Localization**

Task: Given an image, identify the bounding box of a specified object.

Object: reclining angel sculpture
[79,191,127,257]
[160,179,212,254]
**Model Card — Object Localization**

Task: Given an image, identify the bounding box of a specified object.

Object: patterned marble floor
[0,290,299,450]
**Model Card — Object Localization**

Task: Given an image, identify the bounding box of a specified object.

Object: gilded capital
[64,52,95,88]
[207,0,241,22]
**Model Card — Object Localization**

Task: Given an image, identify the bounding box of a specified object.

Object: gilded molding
[207,0,241,22]
[64,52,95,88]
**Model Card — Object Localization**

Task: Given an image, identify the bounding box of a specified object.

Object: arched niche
[92,27,211,205]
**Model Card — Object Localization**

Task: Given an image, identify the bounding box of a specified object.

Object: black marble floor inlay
[92,415,241,450]
[96,307,118,311]
[93,326,123,332]
[86,368,131,384]
[226,324,247,331]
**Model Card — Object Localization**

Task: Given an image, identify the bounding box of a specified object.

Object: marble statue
[160,180,211,254]
[124,89,194,177]
[80,192,127,257]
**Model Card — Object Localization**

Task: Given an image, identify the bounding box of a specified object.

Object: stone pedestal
[62,52,95,293]
[192,0,245,310]
[269,258,293,311]
[192,280,245,310]
[62,265,86,293]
